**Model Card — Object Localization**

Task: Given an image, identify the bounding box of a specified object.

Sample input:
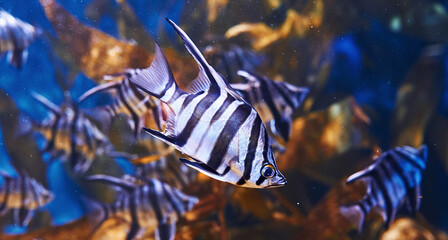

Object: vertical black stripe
[146,181,163,222]
[370,170,393,225]
[207,104,252,170]
[258,77,282,121]
[256,129,271,186]
[394,149,425,171]
[118,83,140,137]
[161,184,182,218]
[237,117,262,185]
[210,95,234,125]
[272,81,296,109]
[44,114,61,152]
[176,89,220,147]
[387,152,418,214]
[0,177,11,213]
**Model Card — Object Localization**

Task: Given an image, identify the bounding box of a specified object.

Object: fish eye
[261,164,276,178]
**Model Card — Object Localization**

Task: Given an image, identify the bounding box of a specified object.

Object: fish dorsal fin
[237,70,260,83]
[345,163,377,184]
[166,19,225,90]
[31,92,62,116]
[77,80,121,103]
[184,68,211,94]
[85,175,136,192]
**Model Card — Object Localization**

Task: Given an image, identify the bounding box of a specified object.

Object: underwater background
[0,0,448,239]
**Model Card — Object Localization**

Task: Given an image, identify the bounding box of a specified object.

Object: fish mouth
[265,178,287,188]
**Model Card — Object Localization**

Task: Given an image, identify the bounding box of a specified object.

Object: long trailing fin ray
[129,42,183,102]
[31,91,62,115]
[85,175,136,192]
[166,18,229,90]
[143,127,176,146]
[179,158,228,177]
[77,81,121,103]
[167,18,248,102]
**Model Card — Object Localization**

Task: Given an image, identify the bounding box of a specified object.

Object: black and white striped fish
[231,71,309,143]
[340,145,427,231]
[78,75,165,137]
[129,19,286,188]
[204,44,265,84]
[0,10,39,68]
[86,174,198,240]
[0,170,54,227]
[32,92,113,174]
[135,153,198,191]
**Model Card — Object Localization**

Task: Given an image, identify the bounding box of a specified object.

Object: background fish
[135,153,197,191]
[0,170,54,227]
[78,74,165,137]
[31,92,114,174]
[0,10,39,68]
[232,70,309,144]
[340,145,427,231]
[129,19,286,188]
[85,174,198,240]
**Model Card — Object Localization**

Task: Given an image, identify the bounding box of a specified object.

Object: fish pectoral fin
[156,222,176,240]
[179,158,229,177]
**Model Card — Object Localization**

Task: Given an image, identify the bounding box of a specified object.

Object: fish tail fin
[339,203,366,232]
[129,42,184,104]
[7,49,28,69]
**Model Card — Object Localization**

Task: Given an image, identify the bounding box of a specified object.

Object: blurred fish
[31,92,114,174]
[204,44,265,84]
[340,145,427,231]
[0,170,54,227]
[78,74,165,137]
[0,10,39,68]
[232,71,309,144]
[135,154,197,191]
[86,174,198,240]
[129,19,286,188]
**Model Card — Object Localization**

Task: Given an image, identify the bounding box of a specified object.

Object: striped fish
[129,19,286,188]
[204,44,265,84]
[231,71,309,143]
[32,92,113,174]
[0,170,54,227]
[0,10,39,68]
[86,174,198,240]
[135,153,198,191]
[340,145,427,231]
[78,75,165,137]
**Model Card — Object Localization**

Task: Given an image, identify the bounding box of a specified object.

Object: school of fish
[0,6,433,240]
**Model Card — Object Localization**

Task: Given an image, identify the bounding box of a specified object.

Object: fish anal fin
[179,158,229,178]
